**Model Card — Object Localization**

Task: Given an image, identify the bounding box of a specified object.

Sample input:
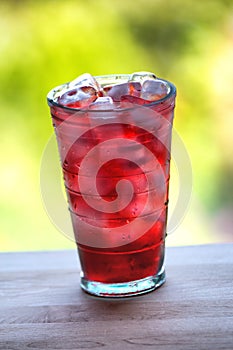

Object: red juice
[47,73,176,297]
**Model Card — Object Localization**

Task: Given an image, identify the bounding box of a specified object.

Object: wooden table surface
[0,244,232,350]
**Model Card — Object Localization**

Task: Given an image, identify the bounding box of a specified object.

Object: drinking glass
[47,74,176,297]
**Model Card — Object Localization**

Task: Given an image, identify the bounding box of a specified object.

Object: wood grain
[0,244,233,350]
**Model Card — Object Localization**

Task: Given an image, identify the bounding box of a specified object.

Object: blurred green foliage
[1,0,233,251]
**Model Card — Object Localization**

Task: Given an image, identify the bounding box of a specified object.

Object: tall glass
[47,74,176,297]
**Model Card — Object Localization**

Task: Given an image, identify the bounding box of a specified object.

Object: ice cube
[69,73,101,92]
[104,83,128,101]
[57,73,104,108]
[104,82,141,101]
[58,86,98,108]
[89,96,118,110]
[90,96,113,105]
[129,71,157,83]
[141,79,169,101]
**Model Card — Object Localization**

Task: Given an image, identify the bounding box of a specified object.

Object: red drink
[47,73,176,297]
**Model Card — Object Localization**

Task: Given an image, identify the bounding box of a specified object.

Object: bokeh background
[1,0,233,251]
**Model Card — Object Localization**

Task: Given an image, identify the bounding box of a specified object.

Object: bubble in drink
[141,79,169,101]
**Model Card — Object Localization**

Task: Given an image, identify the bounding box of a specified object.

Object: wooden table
[0,244,232,350]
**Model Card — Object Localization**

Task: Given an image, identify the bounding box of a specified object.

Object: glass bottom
[80,268,165,298]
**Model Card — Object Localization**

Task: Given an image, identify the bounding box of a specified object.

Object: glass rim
[47,74,176,113]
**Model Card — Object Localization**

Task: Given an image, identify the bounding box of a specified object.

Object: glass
[47,74,176,297]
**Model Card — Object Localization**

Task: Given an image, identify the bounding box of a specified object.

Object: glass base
[80,268,165,298]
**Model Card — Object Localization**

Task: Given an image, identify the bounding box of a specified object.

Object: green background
[1,0,233,251]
